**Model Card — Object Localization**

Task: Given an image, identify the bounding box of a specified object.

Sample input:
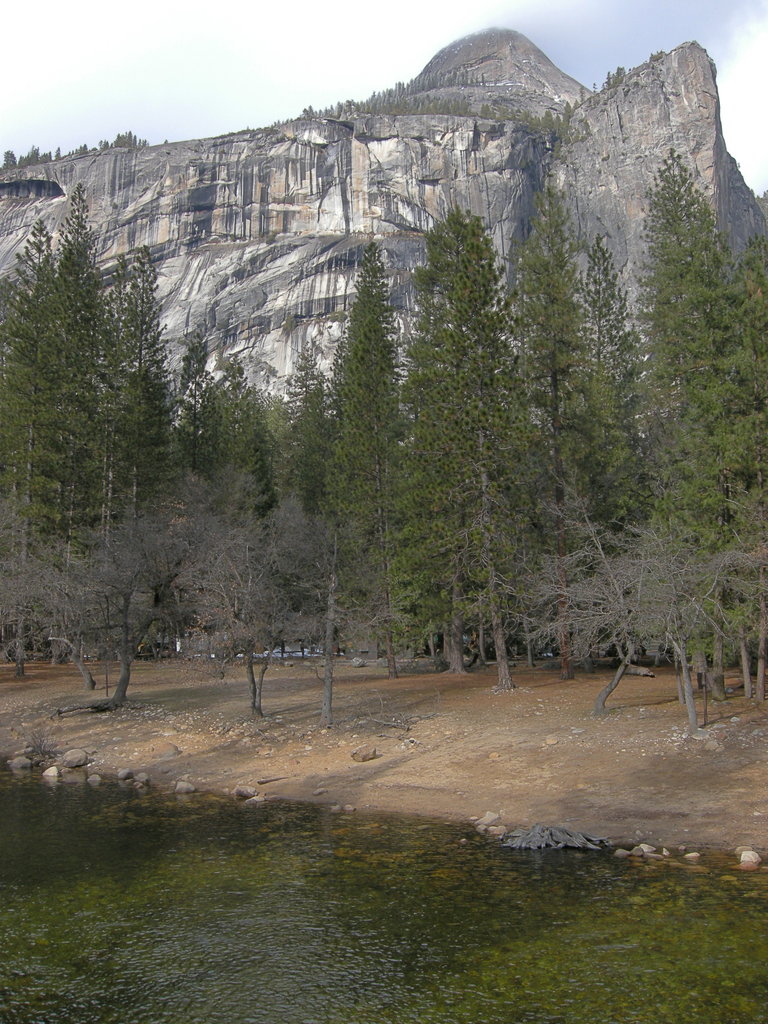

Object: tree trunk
[593,638,634,712]
[74,640,96,691]
[447,587,467,674]
[692,650,707,691]
[550,369,573,682]
[444,585,468,671]
[711,632,726,700]
[13,610,26,677]
[384,628,398,680]
[674,661,685,704]
[593,657,629,714]
[758,571,767,701]
[524,619,535,669]
[109,601,133,706]
[320,536,338,727]
[555,518,573,680]
[740,628,752,698]
[477,621,488,667]
[111,658,131,706]
[490,603,514,691]
[675,639,699,732]
[246,651,265,718]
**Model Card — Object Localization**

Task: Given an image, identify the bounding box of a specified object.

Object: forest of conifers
[1,151,768,726]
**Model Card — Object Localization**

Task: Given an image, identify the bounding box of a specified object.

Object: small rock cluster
[7,747,173,792]
[471,811,507,838]
[613,841,764,870]
[8,746,105,786]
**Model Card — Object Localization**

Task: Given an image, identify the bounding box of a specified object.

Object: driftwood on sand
[502,823,609,850]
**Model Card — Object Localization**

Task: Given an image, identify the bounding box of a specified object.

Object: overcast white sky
[2,0,766,193]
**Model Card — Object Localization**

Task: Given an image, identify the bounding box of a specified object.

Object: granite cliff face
[553,44,763,285]
[0,30,763,390]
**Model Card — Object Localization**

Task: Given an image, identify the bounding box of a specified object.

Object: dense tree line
[1,155,767,728]
[2,132,148,172]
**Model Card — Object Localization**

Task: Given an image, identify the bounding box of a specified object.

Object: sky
[2,0,766,194]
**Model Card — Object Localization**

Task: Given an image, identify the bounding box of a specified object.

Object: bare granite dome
[409,27,588,116]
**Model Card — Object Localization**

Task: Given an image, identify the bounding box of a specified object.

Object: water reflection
[1,772,766,1024]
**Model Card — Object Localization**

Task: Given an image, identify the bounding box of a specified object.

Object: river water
[1,771,767,1024]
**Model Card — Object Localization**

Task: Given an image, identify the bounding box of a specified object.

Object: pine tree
[330,242,401,676]
[105,247,172,520]
[174,334,223,479]
[53,183,109,545]
[514,185,585,680]
[284,347,333,515]
[402,208,522,689]
[215,359,276,516]
[640,150,734,693]
[0,223,63,675]
[640,151,731,452]
[730,236,768,698]
[579,235,643,523]
[0,221,62,537]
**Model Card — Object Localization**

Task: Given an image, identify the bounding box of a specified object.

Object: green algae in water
[1,773,767,1024]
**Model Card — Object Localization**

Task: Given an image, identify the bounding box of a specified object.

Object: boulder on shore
[60,748,90,768]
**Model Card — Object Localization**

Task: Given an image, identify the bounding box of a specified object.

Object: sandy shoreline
[2,659,768,857]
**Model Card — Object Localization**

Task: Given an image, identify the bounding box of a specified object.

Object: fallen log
[501,823,609,851]
[53,699,116,716]
[624,664,656,677]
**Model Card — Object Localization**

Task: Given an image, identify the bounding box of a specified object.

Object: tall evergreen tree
[402,208,522,690]
[174,334,223,479]
[730,236,768,698]
[514,185,585,679]
[639,150,733,692]
[330,242,401,677]
[284,347,333,515]
[215,359,276,516]
[578,235,643,523]
[52,183,108,545]
[104,247,172,520]
[641,152,730,420]
[0,221,62,537]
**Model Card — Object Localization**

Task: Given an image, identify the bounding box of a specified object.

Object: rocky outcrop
[553,44,765,300]
[0,31,763,391]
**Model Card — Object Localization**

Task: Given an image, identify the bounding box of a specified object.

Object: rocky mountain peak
[408,27,588,116]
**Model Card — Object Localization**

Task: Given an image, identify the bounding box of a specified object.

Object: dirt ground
[2,656,767,852]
